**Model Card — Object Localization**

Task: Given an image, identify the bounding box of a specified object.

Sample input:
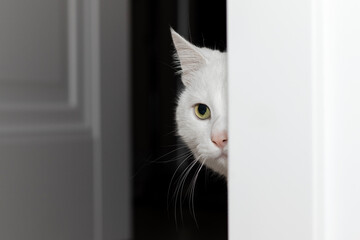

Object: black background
[131,0,227,239]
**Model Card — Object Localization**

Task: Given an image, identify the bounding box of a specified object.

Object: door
[0,0,131,240]
[228,0,360,239]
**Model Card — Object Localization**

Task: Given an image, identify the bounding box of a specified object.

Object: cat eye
[194,104,211,120]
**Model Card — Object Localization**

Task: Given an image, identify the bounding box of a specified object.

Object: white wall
[228,0,360,239]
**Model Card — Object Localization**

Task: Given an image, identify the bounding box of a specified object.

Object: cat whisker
[133,145,190,179]
[148,145,189,164]
[161,129,179,137]
[132,155,153,179]
[153,150,191,164]
[171,154,206,228]
[185,155,202,200]
[161,142,187,148]
[160,60,179,72]
[188,157,206,228]
[167,152,193,227]
[172,158,197,226]
[176,159,198,223]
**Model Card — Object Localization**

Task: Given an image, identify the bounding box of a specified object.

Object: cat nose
[211,131,228,149]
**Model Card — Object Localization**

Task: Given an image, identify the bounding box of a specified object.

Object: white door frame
[228,0,360,239]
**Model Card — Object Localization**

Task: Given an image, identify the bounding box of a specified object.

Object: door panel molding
[0,0,93,133]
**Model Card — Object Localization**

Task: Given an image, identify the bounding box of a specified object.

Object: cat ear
[170,28,206,86]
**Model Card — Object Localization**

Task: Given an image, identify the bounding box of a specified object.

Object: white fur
[171,29,228,177]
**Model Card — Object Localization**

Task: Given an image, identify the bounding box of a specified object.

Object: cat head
[171,28,228,177]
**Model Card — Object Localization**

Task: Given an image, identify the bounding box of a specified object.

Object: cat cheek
[196,142,220,157]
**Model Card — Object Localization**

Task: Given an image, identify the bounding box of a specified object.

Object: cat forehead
[178,48,227,109]
[191,51,227,90]
[201,48,227,68]
[184,64,227,108]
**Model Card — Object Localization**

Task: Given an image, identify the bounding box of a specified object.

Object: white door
[228,0,360,239]
[0,1,131,240]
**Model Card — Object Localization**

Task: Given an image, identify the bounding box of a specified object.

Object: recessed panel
[0,135,93,240]
[0,0,68,83]
[0,0,86,128]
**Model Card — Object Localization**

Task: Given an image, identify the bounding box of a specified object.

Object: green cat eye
[194,104,211,120]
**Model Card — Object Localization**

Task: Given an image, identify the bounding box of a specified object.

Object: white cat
[171,29,228,177]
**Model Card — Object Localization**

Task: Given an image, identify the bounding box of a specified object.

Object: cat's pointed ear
[170,28,206,86]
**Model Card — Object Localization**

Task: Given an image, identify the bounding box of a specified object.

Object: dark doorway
[131,0,227,239]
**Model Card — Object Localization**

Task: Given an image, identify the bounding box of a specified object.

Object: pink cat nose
[211,131,228,149]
